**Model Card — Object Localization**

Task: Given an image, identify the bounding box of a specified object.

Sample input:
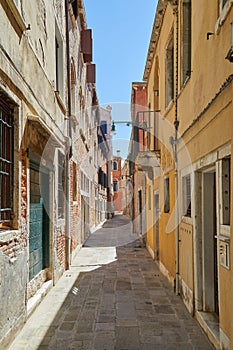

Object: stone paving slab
[7,215,215,350]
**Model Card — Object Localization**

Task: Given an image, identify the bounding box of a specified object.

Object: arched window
[113,161,118,170]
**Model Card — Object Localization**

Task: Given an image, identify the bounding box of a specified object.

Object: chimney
[117,150,121,158]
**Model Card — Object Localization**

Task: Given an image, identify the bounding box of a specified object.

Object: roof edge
[143,0,166,82]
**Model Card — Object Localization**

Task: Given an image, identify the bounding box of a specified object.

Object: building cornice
[143,0,166,82]
[78,0,87,30]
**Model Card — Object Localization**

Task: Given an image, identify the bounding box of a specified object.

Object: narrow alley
[8,215,214,350]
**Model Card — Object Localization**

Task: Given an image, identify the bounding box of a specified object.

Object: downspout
[168,0,180,295]
[174,2,180,296]
[65,0,72,269]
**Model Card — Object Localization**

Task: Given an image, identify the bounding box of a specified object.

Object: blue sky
[84,0,157,158]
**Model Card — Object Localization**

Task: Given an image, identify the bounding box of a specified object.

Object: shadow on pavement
[9,215,214,350]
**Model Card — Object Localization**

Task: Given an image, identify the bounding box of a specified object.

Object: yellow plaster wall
[177,2,233,343]
[159,169,176,279]
[146,179,155,256]
[178,3,233,137]
[179,221,193,290]
[145,2,233,343]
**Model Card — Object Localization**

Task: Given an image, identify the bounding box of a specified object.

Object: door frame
[154,191,160,260]
[28,150,53,284]
[202,167,218,313]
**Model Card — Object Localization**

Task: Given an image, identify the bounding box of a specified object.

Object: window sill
[215,1,233,34]
[0,229,20,244]
[179,75,191,97]
[164,99,174,118]
[71,114,79,126]
[2,0,27,36]
[57,217,65,225]
[55,91,66,115]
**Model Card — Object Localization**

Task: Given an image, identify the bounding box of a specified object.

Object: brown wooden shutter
[81,29,92,63]
[87,64,96,83]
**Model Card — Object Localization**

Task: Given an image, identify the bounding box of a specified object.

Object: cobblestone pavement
[8,215,214,350]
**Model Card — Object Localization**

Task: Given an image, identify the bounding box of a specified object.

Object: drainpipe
[174,2,180,296]
[168,0,180,295]
[65,0,72,269]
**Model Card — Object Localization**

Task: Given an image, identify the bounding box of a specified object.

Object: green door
[29,162,50,281]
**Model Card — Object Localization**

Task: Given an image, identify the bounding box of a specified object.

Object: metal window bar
[183,175,191,217]
[0,103,13,224]
[58,152,64,218]
[186,175,191,217]
[136,110,159,152]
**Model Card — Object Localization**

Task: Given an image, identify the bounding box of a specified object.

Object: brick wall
[112,157,123,212]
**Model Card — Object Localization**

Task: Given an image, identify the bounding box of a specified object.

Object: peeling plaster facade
[0,0,112,347]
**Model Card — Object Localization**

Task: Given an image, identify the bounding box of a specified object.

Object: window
[226,21,233,62]
[216,0,232,34]
[73,162,77,201]
[0,99,14,226]
[182,174,191,217]
[104,173,107,189]
[222,158,231,225]
[164,177,170,213]
[147,106,151,150]
[231,21,233,46]
[3,0,26,36]
[113,161,118,170]
[71,0,78,19]
[58,151,65,218]
[100,120,107,134]
[113,181,118,192]
[70,61,76,119]
[222,0,228,9]
[55,22,64,99]
[148,185,152,210]
[182,0,192,85]
[81,171,90,194]
[165,30,174,106]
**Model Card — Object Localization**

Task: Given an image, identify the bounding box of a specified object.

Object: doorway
[138,190,142,235]
[29,162,50,281]
[202,169,219,315]
[154,192,159,260]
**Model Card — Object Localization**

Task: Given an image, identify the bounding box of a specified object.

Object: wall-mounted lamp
[111,111,160,135]
[111,120,139,135]
[111,121,116,133]
[169,136,175,146]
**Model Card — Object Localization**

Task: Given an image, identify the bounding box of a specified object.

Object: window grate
[164,177,170,213]
[58,151,65,218]
[182,174,191,217]
[0,102,13,224]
